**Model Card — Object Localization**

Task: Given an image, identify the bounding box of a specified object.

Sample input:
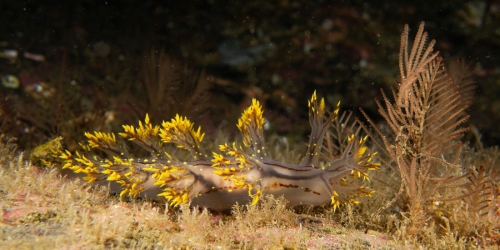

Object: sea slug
[58,91,378,211]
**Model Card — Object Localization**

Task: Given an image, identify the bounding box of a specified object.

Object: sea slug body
[58,91,378,211]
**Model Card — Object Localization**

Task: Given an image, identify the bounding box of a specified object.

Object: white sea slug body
[58,91,378,211]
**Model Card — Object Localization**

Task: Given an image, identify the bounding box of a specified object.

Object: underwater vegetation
[359,22,499,242]
[1,19,500,248]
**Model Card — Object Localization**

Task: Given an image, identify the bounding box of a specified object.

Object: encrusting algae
[53,91,379,211]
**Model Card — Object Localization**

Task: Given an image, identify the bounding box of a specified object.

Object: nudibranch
[58,92,378,211]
